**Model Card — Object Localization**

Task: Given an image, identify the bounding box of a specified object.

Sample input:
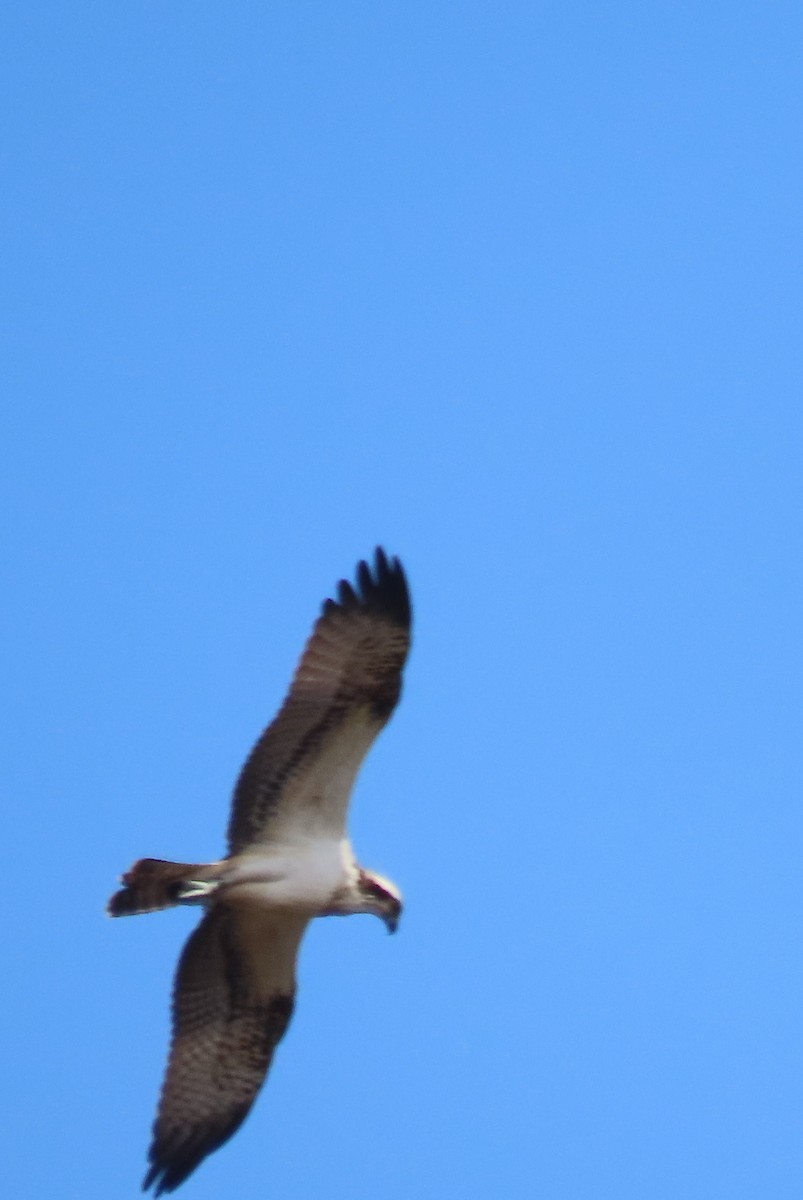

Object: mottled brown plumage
[108,859,225,917]
[143,908,301,1196]
[108,549,411,1195]
[227,548,410,852]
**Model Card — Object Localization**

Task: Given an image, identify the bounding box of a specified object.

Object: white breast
[223,837,354,914]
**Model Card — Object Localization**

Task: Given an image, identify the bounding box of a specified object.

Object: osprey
[108,549,411,1195]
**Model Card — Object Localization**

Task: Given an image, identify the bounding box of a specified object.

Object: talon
[175,880,219,903]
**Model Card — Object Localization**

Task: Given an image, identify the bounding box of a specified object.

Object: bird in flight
[108,549,411,1195]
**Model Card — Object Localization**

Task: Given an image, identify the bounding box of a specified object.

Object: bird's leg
[175,880,220,904]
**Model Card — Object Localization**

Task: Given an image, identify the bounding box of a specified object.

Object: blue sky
[4,3,803,1197]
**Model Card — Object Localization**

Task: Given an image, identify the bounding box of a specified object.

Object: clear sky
[4,3,803,1197]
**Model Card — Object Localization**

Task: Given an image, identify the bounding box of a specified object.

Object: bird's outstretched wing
[227,548,411,853]
[143,906,306,1196]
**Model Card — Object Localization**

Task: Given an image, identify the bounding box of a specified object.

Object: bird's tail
[107,858,224,917]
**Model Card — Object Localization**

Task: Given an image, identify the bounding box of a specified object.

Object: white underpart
[253,712,380,845]
[221,712,384,917]
[223,836,358,914]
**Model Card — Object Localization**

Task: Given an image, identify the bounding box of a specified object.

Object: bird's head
[358,869,403,934]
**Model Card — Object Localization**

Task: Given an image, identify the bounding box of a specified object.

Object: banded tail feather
[108,858,223,917]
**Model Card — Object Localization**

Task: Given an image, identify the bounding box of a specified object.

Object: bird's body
[108,550,411,1195]
[221,835,355,911]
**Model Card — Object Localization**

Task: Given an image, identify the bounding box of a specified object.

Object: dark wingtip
[142,1162,160,1194]
[324,548,411,630]
[142,1148,196,1196]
